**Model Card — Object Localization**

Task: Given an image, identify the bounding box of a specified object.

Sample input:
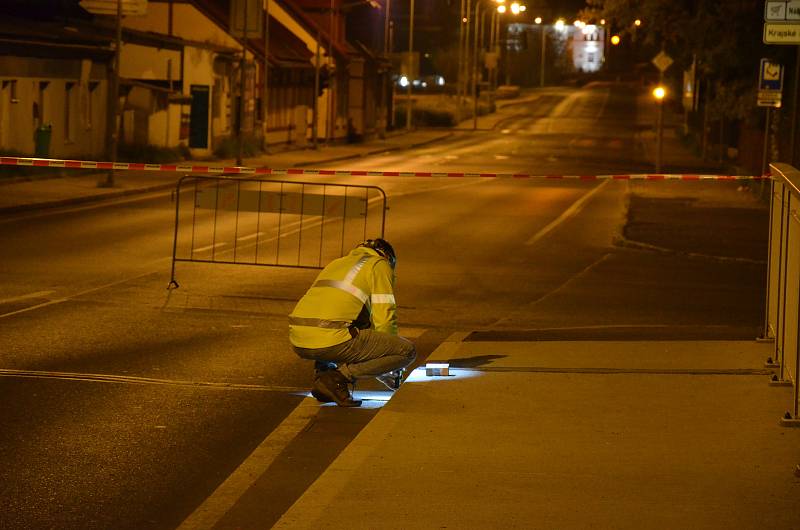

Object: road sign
[765,1,800,20]
[760,59,784,90]
[651,51,673,72]
[764,22,800,43]
[759,92,783,107]
[758,59,783,107]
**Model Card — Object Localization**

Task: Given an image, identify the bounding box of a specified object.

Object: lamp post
[457,0,467,122]
[653,84,666,173]
[406,0,415,131]
[535,16,545,87]
[471,0,484,130]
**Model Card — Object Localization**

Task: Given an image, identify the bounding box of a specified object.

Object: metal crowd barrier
[168,175,387,288]
[764,163,800,425]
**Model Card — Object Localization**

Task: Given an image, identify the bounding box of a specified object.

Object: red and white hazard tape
[0,156,767,181]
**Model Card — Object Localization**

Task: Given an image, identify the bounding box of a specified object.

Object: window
[86,82,99,130]
[3,80,18,103]
[35,81,50,128]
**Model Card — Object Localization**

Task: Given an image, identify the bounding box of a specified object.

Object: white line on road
[193,242,227,252]
[177,397,320,530]
[0,290,55,305]
[0,270,155,320]
[0,369,307,392]
[525,179,610,246]
[236,231,265,242]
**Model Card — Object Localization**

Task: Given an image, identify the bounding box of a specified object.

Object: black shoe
[310,387,334,403]
[375,369,403,390]
[313,370,362,407]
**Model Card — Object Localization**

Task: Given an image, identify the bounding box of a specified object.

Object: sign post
[651,50,673,174]
[759,59,784,175]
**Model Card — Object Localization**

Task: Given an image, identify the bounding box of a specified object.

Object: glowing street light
[497,4,506,13]
[510,2,521,15]
[634,18,641,26]
[610,34,621,45]
[554,18,565,30]
[534,16,542,24]
[653,85,666,172]
[600,18,606,25]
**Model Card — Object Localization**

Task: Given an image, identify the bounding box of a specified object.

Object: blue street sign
[760,58,784,91]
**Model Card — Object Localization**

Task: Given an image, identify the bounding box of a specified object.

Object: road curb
[291,132,454,168]
[0,182,178,214]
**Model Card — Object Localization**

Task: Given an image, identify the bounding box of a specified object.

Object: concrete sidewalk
[274,335,800,529]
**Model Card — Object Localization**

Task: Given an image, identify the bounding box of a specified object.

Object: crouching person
[289,239,416,407]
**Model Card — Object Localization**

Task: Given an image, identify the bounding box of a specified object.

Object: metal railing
[764,163,800,424]
[168,175,387,288]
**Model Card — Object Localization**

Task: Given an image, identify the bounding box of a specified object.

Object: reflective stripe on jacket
[289,247,398,349]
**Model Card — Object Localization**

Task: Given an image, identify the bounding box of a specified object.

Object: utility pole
[313,35,320,148]
[237,0,248,166]
[540,24,546,87]
[406,0,415,131]
[381,0,391,135]
[263,0,270,153]
[104,0,122,187]
[472,1,482,130]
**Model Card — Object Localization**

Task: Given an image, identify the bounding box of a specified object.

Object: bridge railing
[764,163,800,424]
[168,175,387,288]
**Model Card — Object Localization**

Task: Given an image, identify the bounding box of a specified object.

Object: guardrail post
[771,186,793,386]
[168,176,189,289]
[761,177,776,344]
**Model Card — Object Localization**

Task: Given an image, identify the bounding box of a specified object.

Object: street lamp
[535,17,546,87]
[653,85,666,173]
[610,34,620,45]
[406,0,415,131]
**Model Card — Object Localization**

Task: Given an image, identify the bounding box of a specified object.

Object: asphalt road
[0,83,768,529]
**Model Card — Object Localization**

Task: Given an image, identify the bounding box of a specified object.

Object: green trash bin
[34,124,52,158]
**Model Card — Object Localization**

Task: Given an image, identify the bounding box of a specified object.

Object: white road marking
[0,270,155,320]
[0,368,306,392]
[0,290,55,305]
[525,179,610,246]
[236,231,264,242]
[193,242,227,252]
[177,397,320,530]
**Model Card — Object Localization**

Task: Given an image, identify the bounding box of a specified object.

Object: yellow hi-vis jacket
[288,246,398,349]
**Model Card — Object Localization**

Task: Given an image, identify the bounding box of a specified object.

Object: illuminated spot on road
[501,129,512,134]
[404,366,481,383]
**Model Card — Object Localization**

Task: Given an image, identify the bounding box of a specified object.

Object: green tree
[583,0,792,124]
